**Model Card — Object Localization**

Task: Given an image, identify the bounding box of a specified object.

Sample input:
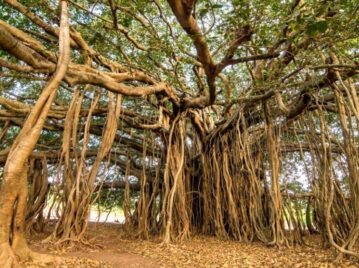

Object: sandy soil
[24,223,358,268]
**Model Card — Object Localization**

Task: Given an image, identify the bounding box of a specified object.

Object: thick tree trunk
[0,1,70,266]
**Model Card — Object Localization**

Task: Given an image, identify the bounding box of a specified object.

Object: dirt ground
[24,223,358,268]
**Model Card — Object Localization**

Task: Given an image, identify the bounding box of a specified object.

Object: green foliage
[95,188,125,209]
[306,20,328,36]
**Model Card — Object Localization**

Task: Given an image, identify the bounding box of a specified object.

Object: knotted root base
[0,243,18,268]
[0,242,61,268]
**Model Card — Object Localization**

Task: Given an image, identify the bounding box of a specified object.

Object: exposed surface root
[22,250,60,265]
[13,246,61,267]
[0,243,19,268]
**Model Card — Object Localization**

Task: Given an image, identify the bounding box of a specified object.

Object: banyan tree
[0,0,358,266]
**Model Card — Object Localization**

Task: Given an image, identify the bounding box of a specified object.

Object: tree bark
[0,1,70,266]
